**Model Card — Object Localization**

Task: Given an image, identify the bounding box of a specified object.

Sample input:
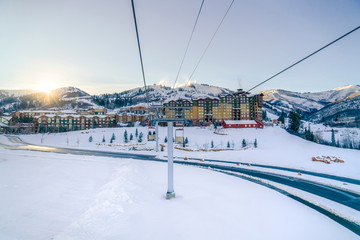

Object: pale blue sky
[0,0,359,94]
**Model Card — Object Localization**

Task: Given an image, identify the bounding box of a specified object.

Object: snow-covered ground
[0,147,357,239]
[19,126,360,179]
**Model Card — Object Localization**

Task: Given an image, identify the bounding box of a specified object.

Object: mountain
[92,83,234,108]
[1,83,359,127]
[261,85,360,114]
[0,89,39,98]
[307,95,360,127]
[0,87,99,112]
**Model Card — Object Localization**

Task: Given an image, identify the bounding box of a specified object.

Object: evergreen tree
[227,141,230,148]
[304,127,315,142]
[88,136,93,143]
[138,132,143,143]
[130,133,133,141]
[102,135,105,143]
[331,129,336,146]
[124,130,128,143]
[254,138,257,148]
[262,110,268,121]
[278,111,286,124]
[135,128,138,138]
[164,136,168,143]
[111,133,116,141]
[242,139,247,148]
[184,137,189,145]
[211,140,214,148]
[110,138,113,143]
[289,109,302,133]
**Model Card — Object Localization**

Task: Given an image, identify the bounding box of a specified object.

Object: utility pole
[166,122,175,199]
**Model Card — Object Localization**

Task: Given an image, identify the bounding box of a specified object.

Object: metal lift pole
[166,122,175,199]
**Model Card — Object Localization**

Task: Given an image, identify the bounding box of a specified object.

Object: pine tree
[138,132,143,143]
[124,130,128,143]
[331,129,336,146]
[289,110,302,133]
[130,133,133,141]
[211,140,214,148]
[135,128,138,138]
[110,138,113,143]
[88,136,93,142]
[304,127,315,142]
[102,135,105,143]
[278,111,286,124]
[254,138,257,148]
[242,139,247,148]
[164,136,168,143]
[184,137,189,145]
[227,141,230,148]
[111,133,116,141]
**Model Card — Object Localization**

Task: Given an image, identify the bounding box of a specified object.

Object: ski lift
[175,122,184,144]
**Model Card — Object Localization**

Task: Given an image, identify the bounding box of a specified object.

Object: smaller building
[222,120,263,129]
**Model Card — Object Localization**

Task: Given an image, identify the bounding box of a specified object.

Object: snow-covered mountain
[0,87,99,112]
[262,85,360,114]
[1,83,359,127]
[307,95,360,126]
[93,83,234,107]
[50,87,90,100]
[0,89,39,98]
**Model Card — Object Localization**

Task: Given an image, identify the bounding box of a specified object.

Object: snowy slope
[262,85,360,114]
[308,95,360,123]
[0,89,39,98]
[96,83,234,106]
[0,147,357,239]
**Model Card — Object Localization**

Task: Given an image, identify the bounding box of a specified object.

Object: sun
[33,82,59,93]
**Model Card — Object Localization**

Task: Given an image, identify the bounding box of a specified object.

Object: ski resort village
[1,1,360,239]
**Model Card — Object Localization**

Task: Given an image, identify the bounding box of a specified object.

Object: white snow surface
[20,126,360,179]
[0,147,357,240]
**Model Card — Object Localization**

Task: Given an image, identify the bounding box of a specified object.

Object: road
[2,136,360,235]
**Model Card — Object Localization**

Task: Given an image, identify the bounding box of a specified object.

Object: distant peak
[333,85,357,91]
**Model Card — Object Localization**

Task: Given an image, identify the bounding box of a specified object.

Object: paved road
[2,136,360,235]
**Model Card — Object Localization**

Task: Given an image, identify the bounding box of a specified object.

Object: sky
[0,0,359,95]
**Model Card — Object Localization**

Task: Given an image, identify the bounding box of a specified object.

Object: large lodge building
[163,90,263,125]
[2,90,263,133]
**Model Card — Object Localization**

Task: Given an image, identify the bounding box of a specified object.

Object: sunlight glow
[32,82,59,93]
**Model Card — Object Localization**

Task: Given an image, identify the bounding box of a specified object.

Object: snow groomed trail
[2,135,360,236]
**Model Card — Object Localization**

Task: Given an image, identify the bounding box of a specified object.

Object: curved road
[2,136,360,235]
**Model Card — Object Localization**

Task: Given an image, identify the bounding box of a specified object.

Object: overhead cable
[187,0,236,82]
[131,0,150,107]
[247,25,360,92]
[172,0,206,89]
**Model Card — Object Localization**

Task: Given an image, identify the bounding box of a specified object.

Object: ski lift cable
[130,0,150,109]
[177,0,235,104]
[246,25,360,93]
[172,0,206,89]
[187,0,236,83]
